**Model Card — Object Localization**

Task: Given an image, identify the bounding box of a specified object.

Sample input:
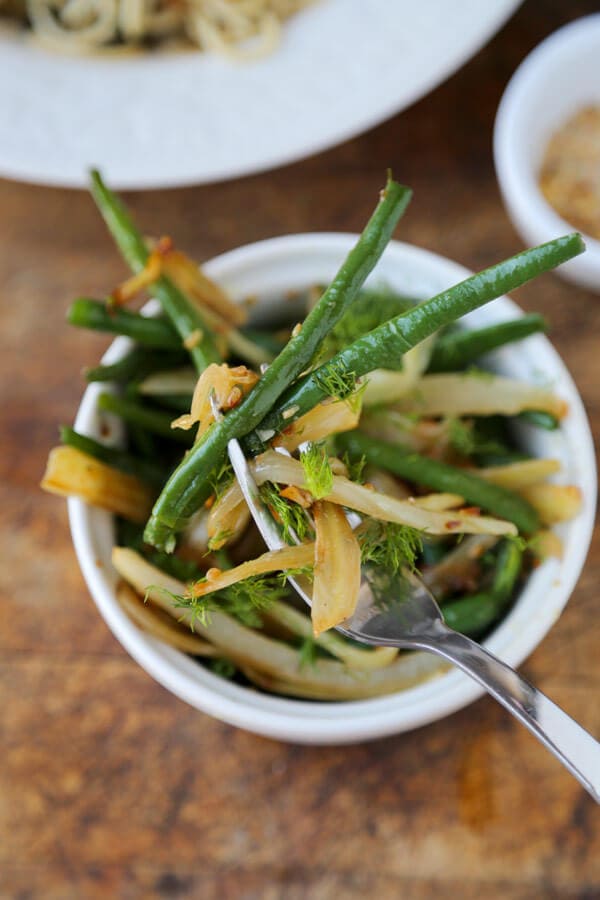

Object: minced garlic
[539,106,600,240]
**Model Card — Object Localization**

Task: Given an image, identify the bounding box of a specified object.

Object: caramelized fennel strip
[206,480,251,549]
[251,451,517,536]
[41,446,154,523]
[468,458,562,489]
[520,483,582,524]
[276,397,360,453]
[393,373,568,419]
[312,500,361,636]
[172,363,258,438]
[187,543,315,598]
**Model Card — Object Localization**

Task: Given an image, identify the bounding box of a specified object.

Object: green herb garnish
[341,450,367,484]
[358,519,423,574]
[260,482,314,543]
[298,636,319,669]
[169,574,288,629]
[318,287,414,361]
[209,458,234,501]
[210,658,237,679]
[314,363,359,401]
[447,418,508,459]
[300,442,334,499]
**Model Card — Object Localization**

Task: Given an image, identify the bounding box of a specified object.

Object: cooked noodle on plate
[1,0,315,57]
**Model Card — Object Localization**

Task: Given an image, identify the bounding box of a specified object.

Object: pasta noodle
[2,0,314,57]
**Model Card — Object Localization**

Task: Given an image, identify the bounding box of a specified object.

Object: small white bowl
[494,14,600,292]
[69,234,596,744]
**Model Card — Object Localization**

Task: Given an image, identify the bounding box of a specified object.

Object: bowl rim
[493,13,600,289]
[68,232,597,744]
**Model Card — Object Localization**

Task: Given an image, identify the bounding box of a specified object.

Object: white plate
[69,234,596,744]
[0,0,520,189]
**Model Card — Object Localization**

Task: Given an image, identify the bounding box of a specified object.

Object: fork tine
[227,436,287,553]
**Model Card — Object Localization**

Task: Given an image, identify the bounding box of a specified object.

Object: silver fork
[225,434,600,801]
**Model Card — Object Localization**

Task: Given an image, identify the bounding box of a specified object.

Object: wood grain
[1,2,599,897]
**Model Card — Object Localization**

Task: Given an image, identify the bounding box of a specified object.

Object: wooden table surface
[2,2,599,898]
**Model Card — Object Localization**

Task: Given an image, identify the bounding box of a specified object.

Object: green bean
[427,314,547,372]
[518,410,560,430]
[442,540,523,635]
[90,170,221,372]
[116,519,204,581]
[244,234,584,454]
[336,431,539,533]
[474,450,531,467]
[127,422,161,460]
[143,177,413,550]
[84,345,187,383]
[465,416,530,466]
[142,393,194,412]
[491,540,524,598]
[69,298,181,349]
[97,393,193,446]
[59,426,165,487]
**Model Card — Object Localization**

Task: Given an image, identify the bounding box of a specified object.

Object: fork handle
[419,625,600,802]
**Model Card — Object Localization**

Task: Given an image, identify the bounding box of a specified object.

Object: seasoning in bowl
[539,106,600,240]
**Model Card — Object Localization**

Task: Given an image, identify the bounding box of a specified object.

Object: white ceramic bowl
[69,234,596,744]
[494,14,600,293]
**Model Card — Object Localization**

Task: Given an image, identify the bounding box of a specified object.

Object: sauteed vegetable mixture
[42,173,584,699]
